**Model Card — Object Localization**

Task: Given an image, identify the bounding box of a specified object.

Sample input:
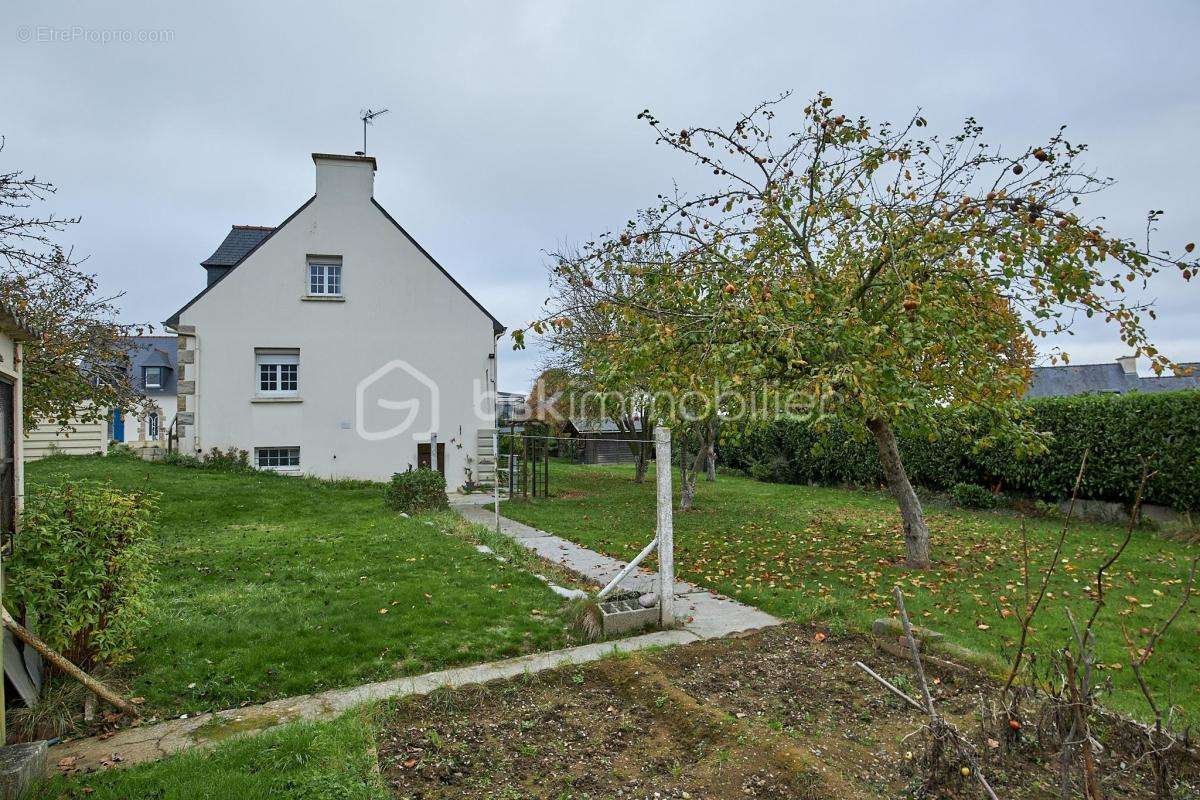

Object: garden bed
[377,623,1194,798]
[499,461,1200,724]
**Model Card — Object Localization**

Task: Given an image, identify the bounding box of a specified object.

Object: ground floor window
[255,446,300,470]
[147,412,159,439]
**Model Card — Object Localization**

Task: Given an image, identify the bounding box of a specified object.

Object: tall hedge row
[720,391,1200,511]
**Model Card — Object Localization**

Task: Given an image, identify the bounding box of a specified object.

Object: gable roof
[201,226,274,267]
[370,199,504,335]
[1026,363,1134,398]
[165,197,505,335]
[1026,361,1200,398]
[1137,363,1200,393]
[165,197,316,328]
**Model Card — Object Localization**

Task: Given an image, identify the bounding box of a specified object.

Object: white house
[108,336,179,448]
[164,153,503,486]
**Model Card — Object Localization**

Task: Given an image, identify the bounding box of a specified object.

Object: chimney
[1116,355,1138,376]
[312,153,376,201]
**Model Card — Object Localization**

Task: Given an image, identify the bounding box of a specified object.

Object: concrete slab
[0,741,47,799]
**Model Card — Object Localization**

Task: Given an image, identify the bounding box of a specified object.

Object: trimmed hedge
[385,468,449,514]
[721,390,1200,511]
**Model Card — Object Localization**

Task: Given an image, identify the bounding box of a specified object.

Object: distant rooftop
[1027,357,1200,398]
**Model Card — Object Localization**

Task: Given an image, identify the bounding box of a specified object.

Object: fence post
[655,425,675,627]
[430,432,439,475]
[493,428,500,534]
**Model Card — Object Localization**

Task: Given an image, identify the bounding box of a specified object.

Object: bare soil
[376,624,1197,799]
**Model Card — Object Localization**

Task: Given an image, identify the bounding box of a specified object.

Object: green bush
[951,482,997,509]
[6,480,158,671]
[385,468,449,514]
[162,447,251,471]
[721,390,1200,511]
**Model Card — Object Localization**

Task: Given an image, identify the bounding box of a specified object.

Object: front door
[110,408,124,441]
[416,442,446,476]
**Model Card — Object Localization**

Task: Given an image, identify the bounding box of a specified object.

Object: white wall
[25,419,108,460]
[0,331,24,511]
[120,397,177,445]
[179,155,498,485]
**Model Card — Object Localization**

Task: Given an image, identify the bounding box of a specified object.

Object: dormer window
[308,257,342,297]
[144,366,164,389]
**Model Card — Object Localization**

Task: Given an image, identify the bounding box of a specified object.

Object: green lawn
[500,461,1200,723]
[24,455,576,717]
[31,710,386,800]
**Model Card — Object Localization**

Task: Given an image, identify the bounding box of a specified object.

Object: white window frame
[147,412,159,439]
[255,349,300,397]
[144,366,164,389]
[255,446,300,471]
[307,257,343,297]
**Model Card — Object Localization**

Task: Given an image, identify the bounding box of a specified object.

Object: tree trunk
[678,425,709,511]
[866,418,931,569]
[634,440,648,483]
[704,417,718,482]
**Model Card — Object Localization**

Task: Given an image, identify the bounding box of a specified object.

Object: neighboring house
[164,153,503,485]
[1026,355,1200,398]
[24,414,108,461]
[25,336,179,459]
[563,418,638,465]
[108,336,179,448]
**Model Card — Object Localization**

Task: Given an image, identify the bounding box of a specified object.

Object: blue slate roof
[1026,363,1135,398]
[124,336,178,396]
[200,226,274,267]
[1027,361,1200,398]
[1137,363,1200,393]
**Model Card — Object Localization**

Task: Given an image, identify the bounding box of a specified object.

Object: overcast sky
[4,1,1198,392]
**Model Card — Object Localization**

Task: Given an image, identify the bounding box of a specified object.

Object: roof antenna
[357,107,389,155]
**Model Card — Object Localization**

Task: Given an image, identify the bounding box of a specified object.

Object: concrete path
[457,503,780,639]
[48,505,778,777]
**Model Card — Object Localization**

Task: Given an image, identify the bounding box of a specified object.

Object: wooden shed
[564,419,639,465]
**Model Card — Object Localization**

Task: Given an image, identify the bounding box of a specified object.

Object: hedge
[720,390,1200,512]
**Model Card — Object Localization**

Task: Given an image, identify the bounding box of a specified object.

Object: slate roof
[166,163,505,335]
[1026,363,1135,398]
[200,226,274,267]
[124,336,179,396]
[1137,363,1200,393]
[1026,361,1200,398]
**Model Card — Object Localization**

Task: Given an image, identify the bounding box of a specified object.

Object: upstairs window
[143,366,164,389]
[255,349,299,396]
[308,257,342,296]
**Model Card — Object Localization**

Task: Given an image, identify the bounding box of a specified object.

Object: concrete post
[492,429,500,534]
[655,426,675,627]
[430,433,439,475]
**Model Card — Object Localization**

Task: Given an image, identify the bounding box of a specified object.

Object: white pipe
[596,537,657,601]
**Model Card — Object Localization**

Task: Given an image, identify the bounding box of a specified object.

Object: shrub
[951,482,997,510]
[162,447,251,471]
[385,468,449,514]
[721,390,1200,511]
[201,446,251,471]
[6,480,158,671]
